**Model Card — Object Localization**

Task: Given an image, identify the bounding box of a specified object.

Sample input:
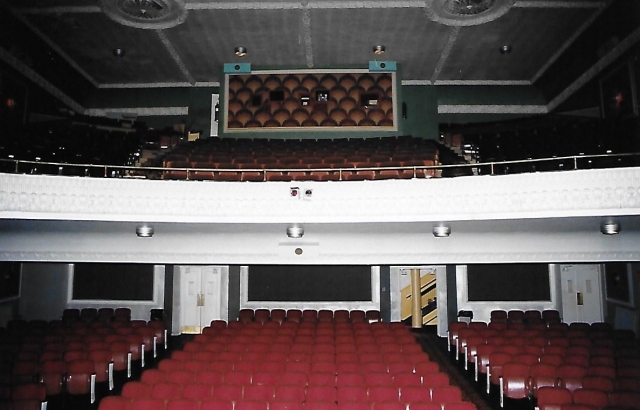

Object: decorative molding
[2,167,640,224]
[434,80,531,86]
[425,0,515,27]
[9,8,99,87]
[301,7,314,68]
[401,80,433,85]
[98,82,220,89]
[155,29,195,84]
[17,6,102,14]
[0,47,85,115]
[530,4,607,84]
[1,249,638,265]
[438,104,548,114]
[513,1,607,8]
[84,107,189,117]
[548,25,640,112]
[430,26,460,83]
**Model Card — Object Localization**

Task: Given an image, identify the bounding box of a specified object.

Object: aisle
[413,329,497,410]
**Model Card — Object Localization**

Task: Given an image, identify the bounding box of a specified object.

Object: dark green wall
[401,86,439,139]
[81,70,548,136]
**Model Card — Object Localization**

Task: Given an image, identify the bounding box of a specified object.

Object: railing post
[490,163,494,175]
[104,166,108,177]
[14,160,19,173]
[186,168,190,181]
[574,157,578,170]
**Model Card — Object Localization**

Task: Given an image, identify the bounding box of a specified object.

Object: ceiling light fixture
[286,224,304,239]
[113,48,125,57]
[235,46,247,57]
[600,221,620,235]
[373,45,386,55]
[433,224,451,238]
[136,224,154,238]
[499,44,512,54]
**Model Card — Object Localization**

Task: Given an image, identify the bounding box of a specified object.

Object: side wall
[18,263,165,322]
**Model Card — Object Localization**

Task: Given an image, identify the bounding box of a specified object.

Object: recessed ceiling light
[373,45,386,55]
[433,224,451,238]
[235,46,247,57]
[499,44,512,54]
[600,221,620,235]
[136,224,154,238]
[286,224,304,239]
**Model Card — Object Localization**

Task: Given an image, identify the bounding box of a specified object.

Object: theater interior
[1,0,640,409]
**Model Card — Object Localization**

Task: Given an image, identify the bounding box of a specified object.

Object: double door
[560,264,604,324]
[180,266,222,334]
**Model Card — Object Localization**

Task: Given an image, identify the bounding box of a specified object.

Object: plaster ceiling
[1,0,617,90]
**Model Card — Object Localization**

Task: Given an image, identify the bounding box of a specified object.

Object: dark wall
[228,265,241,322]
[446,265,458,323]
[379,266,391,323]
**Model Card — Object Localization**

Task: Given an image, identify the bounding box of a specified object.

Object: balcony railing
[1,152,639,181]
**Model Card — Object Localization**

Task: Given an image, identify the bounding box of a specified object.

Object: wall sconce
[600,221,620,235]
[235,46,247,57]
[286,224,304,238]
[136,224,154,238]
[433,224,451,238]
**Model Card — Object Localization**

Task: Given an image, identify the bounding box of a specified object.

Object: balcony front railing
[1,152,639,182]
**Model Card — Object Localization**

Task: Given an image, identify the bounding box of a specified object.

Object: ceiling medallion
[99,0,187,29]
[425,0,514,26]
[444,0,496,16]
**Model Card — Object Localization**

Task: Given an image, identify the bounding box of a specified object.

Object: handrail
[1,152,639,181]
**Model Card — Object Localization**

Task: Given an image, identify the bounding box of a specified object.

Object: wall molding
[2,167,640,224]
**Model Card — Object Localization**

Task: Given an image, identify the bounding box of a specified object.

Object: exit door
[180,266,222,334]
[560,264,604,324]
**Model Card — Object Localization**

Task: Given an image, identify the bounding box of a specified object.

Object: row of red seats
[165,136,438,162]
[536,386,639,410]
[1,314,167,409]
[98,396,476,410]
[490,309,560,324]
[112,380,465,405]
[163,168,436,182]
[140,367,445,387]
[237,308,382,322]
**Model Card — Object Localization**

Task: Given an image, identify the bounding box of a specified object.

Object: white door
[180,266,222,334]
[560,264,604,324]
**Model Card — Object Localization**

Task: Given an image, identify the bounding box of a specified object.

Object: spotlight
[136,224,154,238]
[286,225,304,239]
[432,224,451,238]
[373,45,386,55]
[235,46,247,57]
[600,221,620,235]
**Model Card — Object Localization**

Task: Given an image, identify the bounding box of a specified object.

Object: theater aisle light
[432,224,451,238]
[286,224,304,239]
[136,224,154,238]
[600,220,620,235]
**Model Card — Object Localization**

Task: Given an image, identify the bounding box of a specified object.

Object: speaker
[369,61,396,71]
[224,63,251,73]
